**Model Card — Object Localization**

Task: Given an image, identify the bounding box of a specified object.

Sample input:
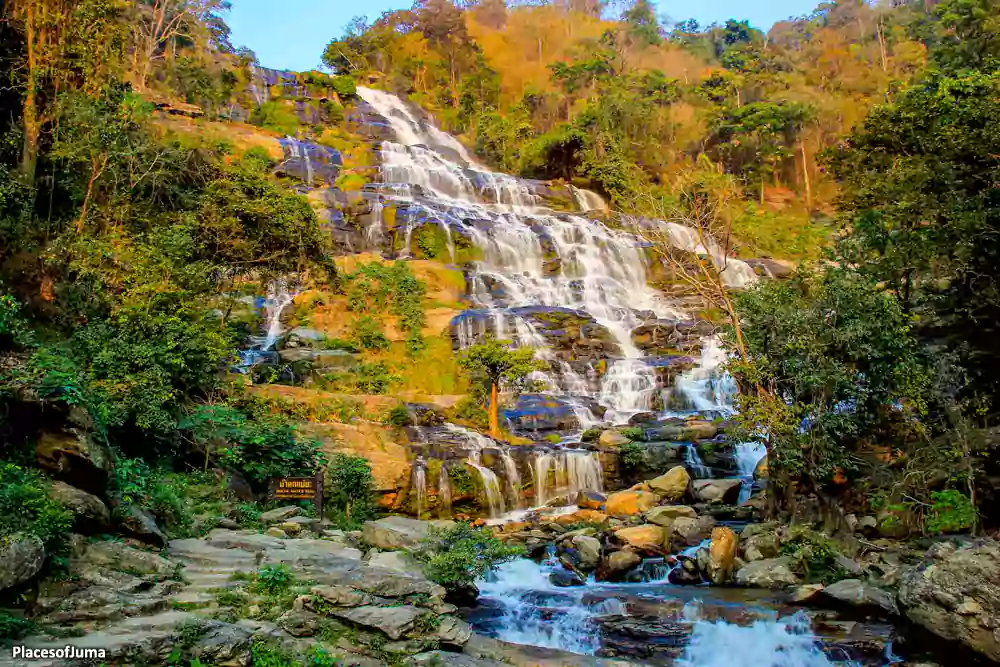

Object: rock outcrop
[647,466,690,502]
[0,534,45,592]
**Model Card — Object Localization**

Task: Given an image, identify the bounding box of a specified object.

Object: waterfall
[670,337,739,415]
[734,441,767,505]
[467,450,505,518]
[533,450,603,507]
[438,465,453,519]
[570,185,607,214]
[684,444,711,479]
[262,281,296,350]
[412,461,427,519]
[677,611,836,667]
[498,448,523,510]
[660,221,759,290]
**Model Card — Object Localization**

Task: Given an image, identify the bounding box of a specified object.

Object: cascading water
[532,450,603,507]
[735,441,767,505]
[411,461,427,519]
[237,280,297,370]
[467,450,505,518]
[498,449,522,509]
[669,336,739,414]
[684,444,712,479]
[677,610,837,667]
[437,465,453,519]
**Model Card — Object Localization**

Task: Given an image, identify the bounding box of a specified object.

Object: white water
[437,465,453,519]
[412,463,426,519]
[669,336,739,414]
[678,610,836,667]
[684,444,712,479]
[532,450,603,506]
[262,281,296,350]
[735,441,767,505]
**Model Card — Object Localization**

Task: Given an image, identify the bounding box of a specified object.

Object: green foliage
[580,428,600,443]
[385,404,412,427]
[343,261,426,355]
[780,527,844,583]
[0,463,72,550]
[616,440,646,470]
[326,452,376,529]
[452,396,489,431]
[215,417,325,490]
[0,613,37,645]
[926,489,977,534]
[619,426,645,442]
[252,564,294,595]
[458,338,543,400]
[415,523,523,591]
[448,465,476,497]
[350,315,390,351]
[250,101,302,135]
[0,293,32,349]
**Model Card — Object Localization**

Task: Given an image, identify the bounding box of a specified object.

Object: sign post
[268,472,325,518]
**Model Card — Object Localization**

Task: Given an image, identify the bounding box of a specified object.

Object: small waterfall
[467,450,505,518]
[598,359,658,423]
[262,281,296,351]
[533,450,603,507]
[438,465,453,519]
[670,337,738,414]
[412,461,427,518]
[570,185,607,214]
[684,444,711,479]
[660,221,758,290]
[498,448,523,510]
[734,441,767,505]
[677,610,836,667]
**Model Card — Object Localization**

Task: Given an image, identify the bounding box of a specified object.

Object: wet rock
[605,490,658,517]
[647,420,718,442]
[708,526,738,585]
[734,557,800,589]
[362,516,454,550]
[120,505,168,547]
[600,549,641,581]
[259,505,302,525]
[898,539,1000,661]
[576,490,606,510]
[645,505,697,528]
[614,525,666,550]
[572,535,602,570]
[550,569,586,587]
[36,428,112,496]
[600,430,630,447]
[671,516,716,546]
[790,583,826,603]
[0,534,45,592]
[647,466,690,502]
[820,579,898,616]
[49,481,110,533]
[742,531,780,562]
[692,478,742,504]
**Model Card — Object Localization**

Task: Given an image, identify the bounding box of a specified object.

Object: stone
[647,466,690,502]
[79,540,176,578]
[603,549,641,578]
[692,478,743,504]
[708,526,738,585]
[572,535,602,570]
[310,585,371,607]
[434,615,473,646]
[576,490,606,510]
[0,534,45,592]
[48,481,111,533]
[119,505,168,547]
[278,609,322,637]
[259,506,301,525]
[858,516,878,532]
[362,516,454,550]
[216,518,241,530]
[833,554,865,577]
[554,509,608,525]
[614,525,666,550]
[188,620,254,664]
[672,515,716,546]
[331,604,428,640]
[599,430,630,447]
[820,579,898,616]
[35,428,112,495]
[734,557,800,589]
[367,550,424,577]
[279,521,303,536]
[742,531,780,562]
[410,650,508,667]
[645,505,697,528]
[898,539,1000,661]
[605,490,659,518]
[790,583,826,604]
[266,527,287,538]
[550,569,586,586]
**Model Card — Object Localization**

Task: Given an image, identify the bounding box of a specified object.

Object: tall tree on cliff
[459,338,543,439]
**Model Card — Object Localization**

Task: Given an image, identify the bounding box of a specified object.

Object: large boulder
[79,540,176,579]
[647,466,690,502]
[708,526,738,585]
[119,505,168,547]
[614,525,666,550]
[645,505,697,528]
[576,490,606,510]
[898,540,1000,661]
[692,478,743,504]
[600,549,641,581]
[35,428,112,496]
[741,529,780,562]
[820,578,898,616]
[0,534,45,592]
[331,604,429,640]
[49,481,110,533]
[362,516,455,550]
[572,535,602,570]
[734,557,800,589]
[671,516,717,546]
[605,489,658,518]
[599,430,630,447]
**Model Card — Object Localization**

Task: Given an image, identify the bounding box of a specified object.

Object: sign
[269,472,324,517]
[271,477,317,500]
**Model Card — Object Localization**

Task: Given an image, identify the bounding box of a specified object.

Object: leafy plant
[458,338,544,438]
[350,315,390,351]
[619,426,645,442]
[0,613,37,645]
[326,452,376,528]
[252,564,294,595]
[415,522,523,591]
[926,489,977,534]
[616,440,646,470]
[385,404,411,427]
[0,463,72,550]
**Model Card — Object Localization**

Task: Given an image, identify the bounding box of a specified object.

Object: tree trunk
[21,3,40,183]
[488,381,500,439]
[800,140,812,207]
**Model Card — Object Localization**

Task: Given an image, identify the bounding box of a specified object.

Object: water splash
[670,336,738,414]
[677,610,836,667]
[734,441,767,505]
[438,464,453,519]
[685,444,712,479]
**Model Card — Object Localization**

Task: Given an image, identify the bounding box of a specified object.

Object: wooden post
[314,469,325,520]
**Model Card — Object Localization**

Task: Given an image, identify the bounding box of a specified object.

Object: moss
[335,173,366,191]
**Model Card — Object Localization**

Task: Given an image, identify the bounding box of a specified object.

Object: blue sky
[227,0,819,72]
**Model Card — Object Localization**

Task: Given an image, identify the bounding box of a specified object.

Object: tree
[458,338,542,438]
[128,0,231,89]
[326,452,376,527]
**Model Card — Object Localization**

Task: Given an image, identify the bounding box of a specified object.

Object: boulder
[647,466,690,502]
[671,516,716,546]
[119,505,168,547]
[614,525,666,550]
[742,531,780,562]
[820,578,898,616]
[331,604,428,640]
[557,509,608,525]
[434,615,473,646]
[692,478,743,504]
[49,481,111,533]
[79,540,176,578]
[648,420,718,441]
[278,609,322,637]
[605,490,658,518]
[35,428,112,496]
[645,505,697,528]
[898,539,1000,661]
[0,534,45,592]
[572,535,602,570]
[790,583,826,604]
[603,549,641,578]
[576,490,606,510]
[734,557,800,589]
[708,526,738,585]
[367,550,425,578]
[362,516,455,550]
[550,569,585,587]
[259,505,301,525]
[599,430,630,447]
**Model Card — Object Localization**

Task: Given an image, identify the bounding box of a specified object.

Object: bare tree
[129,0,228,90]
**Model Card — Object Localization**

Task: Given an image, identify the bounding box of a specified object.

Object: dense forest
[1,0,1000,662]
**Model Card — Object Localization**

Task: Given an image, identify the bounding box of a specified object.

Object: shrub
[252,564,294,595]
[0,463,72,550]
[385,403,411,427]
[350,315,389,351]
[926,489,976,534]
[616,440,646,470]
[619,426,645,442]
[580,428,600,443]
[215,417,325,490]
[415,523,523,591]
[0,613,36,644]
[780,527,844,583]
[326,452,376,529]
